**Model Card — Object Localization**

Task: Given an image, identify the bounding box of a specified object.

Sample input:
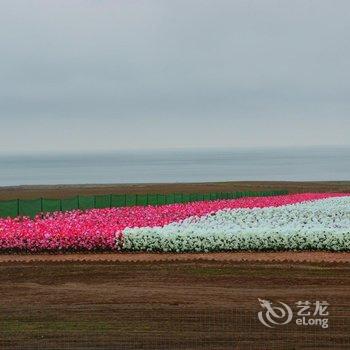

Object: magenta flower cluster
[0,193,345,253]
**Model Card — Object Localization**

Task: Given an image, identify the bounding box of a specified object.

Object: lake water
[0,147,349,186]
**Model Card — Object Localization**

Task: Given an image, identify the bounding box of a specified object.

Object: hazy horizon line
[0,144,349,158]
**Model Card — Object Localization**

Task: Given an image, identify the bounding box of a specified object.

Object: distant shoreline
[0,181,349,200]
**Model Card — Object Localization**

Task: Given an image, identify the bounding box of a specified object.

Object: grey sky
[0,0,349,154]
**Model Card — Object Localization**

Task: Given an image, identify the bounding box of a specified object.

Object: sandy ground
[0,180,349,200]
[0,258,349,349]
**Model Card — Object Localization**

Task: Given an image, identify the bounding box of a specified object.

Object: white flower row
[120,196,350,252]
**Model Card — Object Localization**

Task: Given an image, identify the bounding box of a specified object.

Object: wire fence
[0,190,288,218]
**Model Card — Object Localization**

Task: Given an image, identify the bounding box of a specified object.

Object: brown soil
[0,257,349,349]
[0,251,349,264]
[0,181,349,200]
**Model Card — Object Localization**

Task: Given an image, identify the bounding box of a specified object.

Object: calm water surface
[0,147,349,186]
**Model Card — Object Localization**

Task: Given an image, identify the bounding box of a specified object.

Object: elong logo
[258,298,293,328]
[257,299,329,329]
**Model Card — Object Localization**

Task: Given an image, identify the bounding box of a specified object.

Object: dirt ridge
[0,251,349,264]
[1,180,350,200]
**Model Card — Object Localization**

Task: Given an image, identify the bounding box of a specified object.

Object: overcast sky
[0,0,349,154]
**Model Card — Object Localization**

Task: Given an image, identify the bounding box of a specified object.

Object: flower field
[0,193,349,253]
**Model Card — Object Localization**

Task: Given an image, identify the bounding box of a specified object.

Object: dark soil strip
[0,260,349,349]
[1,180,349,200]
[0,251,349,264]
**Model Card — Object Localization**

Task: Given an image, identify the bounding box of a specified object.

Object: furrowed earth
[0,255,349,349]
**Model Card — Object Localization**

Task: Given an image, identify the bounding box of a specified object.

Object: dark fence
[0,190,288,218]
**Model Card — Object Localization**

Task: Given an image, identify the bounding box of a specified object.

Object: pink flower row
[0,193,346,252]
